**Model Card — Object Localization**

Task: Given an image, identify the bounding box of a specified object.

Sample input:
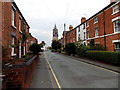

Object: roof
[12,1,30,28]
[74,2,116,29]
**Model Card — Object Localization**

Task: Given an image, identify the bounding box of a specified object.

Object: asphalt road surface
[44,51,119,88]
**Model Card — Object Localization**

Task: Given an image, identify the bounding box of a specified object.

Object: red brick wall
[86,2,120,51]
[2,2,12,56]
[66,29,76,44]
[3,55,39,89]
[0,1,2,63]
[2,2,38,57]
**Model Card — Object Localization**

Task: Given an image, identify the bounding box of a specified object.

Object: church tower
[52,24,58,41]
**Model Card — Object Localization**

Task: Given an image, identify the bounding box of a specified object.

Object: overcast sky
[14,0,110,46]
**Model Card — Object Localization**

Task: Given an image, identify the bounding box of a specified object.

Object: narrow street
[31,51,118,88]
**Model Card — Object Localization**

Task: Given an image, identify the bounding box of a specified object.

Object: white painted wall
[76,22,87,45]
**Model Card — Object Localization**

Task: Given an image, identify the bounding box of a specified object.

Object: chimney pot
[69,25,73,31]
[81,17,86,23]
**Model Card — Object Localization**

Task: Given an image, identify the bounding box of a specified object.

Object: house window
[113,20,120,33]
[112,5,119,14]
[31,40,34,45]
[84,32,86,40]
[83,23,86,29]
[95,27,99,37]
[78,37,81,41]
[114,43,120,51]
[78,27,80,32]
[12,9,15,26]
[94,17,98,24]
[11,36,16,56]
[19,19,22,33]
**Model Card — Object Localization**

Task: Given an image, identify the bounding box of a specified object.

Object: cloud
[14,0,110,46]
[30,28,52,46]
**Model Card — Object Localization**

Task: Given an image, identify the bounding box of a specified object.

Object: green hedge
[76,45,90,57]
[65,43,76,55]
[85,51,120,66]
[57,49,61,53]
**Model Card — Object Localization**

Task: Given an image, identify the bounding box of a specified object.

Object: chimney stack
[81,17,86,23]
[64,23,66,31]
[69,25,73,31]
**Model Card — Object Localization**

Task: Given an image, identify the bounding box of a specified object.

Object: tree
[51,40,61,52]
[29,44,41,54]
[65,43,76,55]
[75,38,83,47]
[47,46,52,50]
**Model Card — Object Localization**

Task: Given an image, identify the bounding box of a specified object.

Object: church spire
[52,24,58,41]
[54,24,57,29]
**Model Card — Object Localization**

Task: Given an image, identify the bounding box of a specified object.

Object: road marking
[76,59,119,74]
[44,53,62,89]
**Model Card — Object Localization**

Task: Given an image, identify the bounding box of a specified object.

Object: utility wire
[40,0,57,22]
[65,0,79,25]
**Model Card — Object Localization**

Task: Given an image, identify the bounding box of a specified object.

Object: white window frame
[114,43,120,49]
[113,20,120,33]
[78,27,80,32]
[12,9,15,26]
[112,4,119,15]
[95,27,99,37]
[83,23,86,29]
[84,32,86,40]
[19,19,22,33]
[19,42,21,58]
[11,37,16,56]
[31,40,34,45]
[23,46,26,55]
[94,17,98,24]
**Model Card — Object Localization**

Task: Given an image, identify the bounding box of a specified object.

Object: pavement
[30,53,57,88]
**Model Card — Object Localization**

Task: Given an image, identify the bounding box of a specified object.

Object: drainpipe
[103,11,106,50]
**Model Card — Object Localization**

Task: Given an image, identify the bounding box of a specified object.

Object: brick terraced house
[76,17,87,45]
[66,25,77,44]
[84,0,120,51]
[75,0,120,51]
[1,1,38,58]
[59,0,120,52]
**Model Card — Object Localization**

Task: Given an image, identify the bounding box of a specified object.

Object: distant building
[60,25,76,47]
[66,25,77,44]
[52,24,58,41]
[59,37,63,46]
[63,31,69,47]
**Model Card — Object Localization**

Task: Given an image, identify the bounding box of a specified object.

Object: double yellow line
[44,54,62,89]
